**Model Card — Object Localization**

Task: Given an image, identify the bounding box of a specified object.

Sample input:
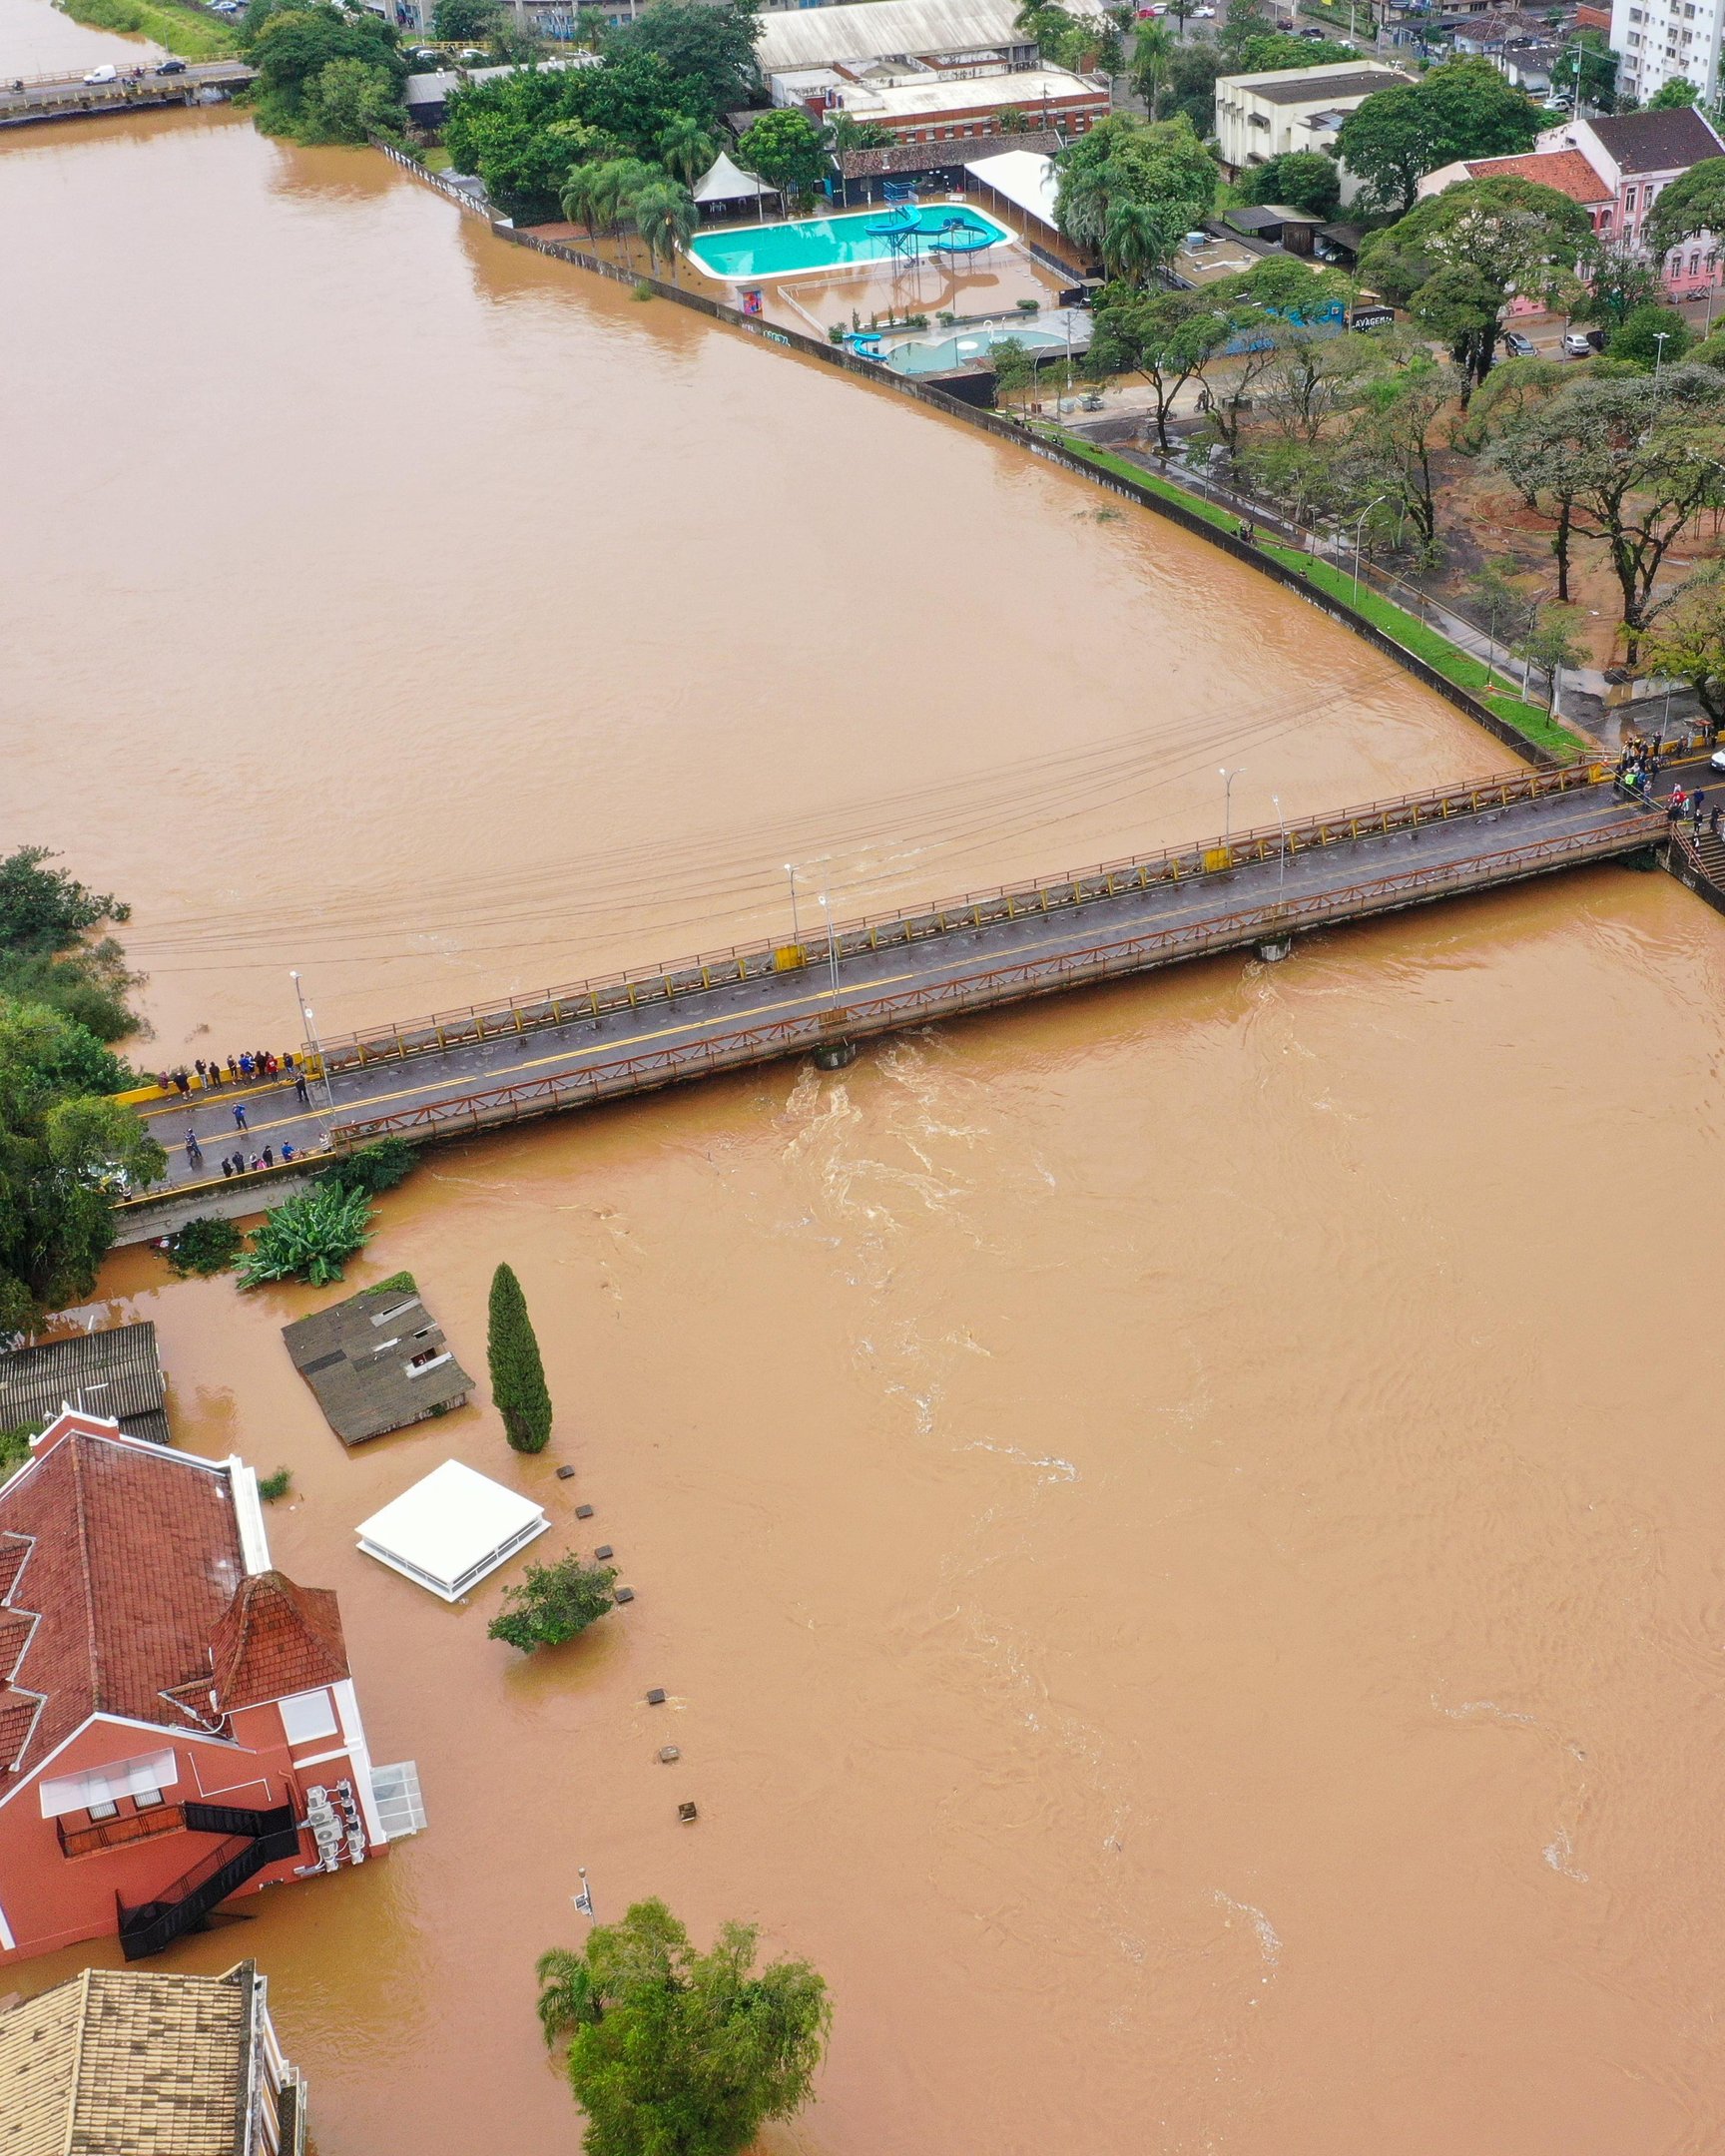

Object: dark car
[1501,329,1537,357]
[156,56,188,72]
[1299,23,1327,33]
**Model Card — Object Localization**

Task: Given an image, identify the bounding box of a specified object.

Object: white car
[1709,747,1725,773]
[83,63,118,83]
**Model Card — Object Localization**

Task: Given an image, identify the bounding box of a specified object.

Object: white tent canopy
[693,151,779,206]
[963,149,1059,235]
[356,1458,549,1602]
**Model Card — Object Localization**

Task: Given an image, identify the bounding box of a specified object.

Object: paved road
[0,60,252,124]
[135,765,1690,1200]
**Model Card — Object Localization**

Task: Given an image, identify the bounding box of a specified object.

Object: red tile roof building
[0,1411,417,1965]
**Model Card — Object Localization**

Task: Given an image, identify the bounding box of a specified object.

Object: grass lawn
[57,0,237,59]
[1034,426,1589,763]
[422,146,453,172]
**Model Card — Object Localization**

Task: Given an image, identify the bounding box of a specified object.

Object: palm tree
[535,1947,599,2044]
[657,114,715,190]
[634,179,697,282]
[1129,20,1173,115]
[558,163,602,241]
[1103,199,1170,285]
[591,157,653,268]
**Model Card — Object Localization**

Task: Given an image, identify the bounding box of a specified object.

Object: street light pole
[1219,766,1244,843]
[817,892,842,1004]
[1353,493,1388,602]
[1654,328,1670,386]
[1273,793,1287,903]
[784,862,802,951]
[289,969,338,1140]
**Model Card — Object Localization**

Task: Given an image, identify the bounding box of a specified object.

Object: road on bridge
[131,759,1687,1206]
[0,61,253,125]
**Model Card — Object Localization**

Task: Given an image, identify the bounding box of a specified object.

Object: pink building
[0,1410,423,1965]
[1420,106,1725,301]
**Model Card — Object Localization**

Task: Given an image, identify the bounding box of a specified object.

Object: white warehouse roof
[755,0,1103,74]
[356,1458,549,1602]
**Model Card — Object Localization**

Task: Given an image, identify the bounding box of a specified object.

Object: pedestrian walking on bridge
[184,1129,202,1167]
[233,1101,249,1131]
[294,1071,309,1106]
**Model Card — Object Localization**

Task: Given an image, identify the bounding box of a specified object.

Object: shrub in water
[487,1261,552,1452]
[488,1552,616,1651]
[165,1215,243,1277]
[258,1467,293,1501]
[318,1137,418,1199]
[238,1185,374,1288]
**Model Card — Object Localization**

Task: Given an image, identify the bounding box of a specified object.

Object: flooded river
[6,64,1725,2156]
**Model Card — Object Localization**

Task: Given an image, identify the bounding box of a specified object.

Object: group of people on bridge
[156,1049,303,1096]
[1614,739,1719,832]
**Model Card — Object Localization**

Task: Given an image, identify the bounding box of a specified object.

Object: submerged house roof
[0,1322,169,1448]
[282,1283,473,1446]
[0,1960,296,2156]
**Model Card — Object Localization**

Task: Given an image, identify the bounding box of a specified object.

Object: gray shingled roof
[0,1323,168,1447]
[1242,66,1414,104]
[1587,107,1725,175]
[284,1283,473,1446]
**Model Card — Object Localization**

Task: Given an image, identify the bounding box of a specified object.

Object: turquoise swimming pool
[687,206,1012,282]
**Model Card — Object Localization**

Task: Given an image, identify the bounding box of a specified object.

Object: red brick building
[0,1410,422,1965]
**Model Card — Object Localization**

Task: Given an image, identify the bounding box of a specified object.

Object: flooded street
[5,62,1725,2156]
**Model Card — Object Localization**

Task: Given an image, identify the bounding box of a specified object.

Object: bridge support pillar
[813,1039,858,1071]
[1257,934,1294,963]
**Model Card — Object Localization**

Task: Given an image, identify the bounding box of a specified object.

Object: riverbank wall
[371,139,1563,773]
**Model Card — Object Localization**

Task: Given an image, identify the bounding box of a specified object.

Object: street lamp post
[1219,766,1244,844]
[289,969,338,1139]
[817,892,842,1004]
[1273,793,1288,903]
[1654,328,1670,386]
[573,1868,595,1921]
[784,862,803,952]
[1352,493,1389,603]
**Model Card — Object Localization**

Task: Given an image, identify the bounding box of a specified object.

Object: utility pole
[289,970,339,1140]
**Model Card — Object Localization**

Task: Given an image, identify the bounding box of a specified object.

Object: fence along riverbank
[367,140,1563,774]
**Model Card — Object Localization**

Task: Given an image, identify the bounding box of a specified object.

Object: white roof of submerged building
[964,148,1059,231]
[755,0,1103,74]
[356,1458,549,1602]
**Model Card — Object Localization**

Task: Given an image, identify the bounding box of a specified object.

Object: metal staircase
[116,1803,299,1961]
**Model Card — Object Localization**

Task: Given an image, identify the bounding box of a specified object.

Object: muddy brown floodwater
[5,70,1725,2156]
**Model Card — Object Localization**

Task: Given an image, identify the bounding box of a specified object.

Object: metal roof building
[755,0,1103,75]
[0,1322,168,1449]
[283,1282,473,1447]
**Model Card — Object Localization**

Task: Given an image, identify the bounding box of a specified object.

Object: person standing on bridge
[184,1129,202,1168]
[294,1070,309,1106]
[1692,787,1706,826]
[232,1100,249,1131]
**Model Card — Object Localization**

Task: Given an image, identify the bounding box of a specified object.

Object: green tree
[536,1900,831,2156]
[1257,324,1386,444]
[1550,27,1616,111]
[1158,40,1220,133]
[1649,74,1701,107]
[737,107,829,204]
[656,111,714,185]
[488,1260,552,1452]
[1643,152,1725,262]
[1337,58,1543,216]
[634,177,696,279]
[827,111,892,152]
[1127,19,1172,112]
[1236,148,1342,219]
[1231,30,1358,70]
[1578,232,1663,328]
[1478,365,1595,599]
[1359,175,1592,396]
[988,333,1036,411]
[1640,564,1725,726]
[488,1552,617,1650]
[1607,301,1694,367]
[0,1002,165,1334]
[245,2,405,137]
[1217,0,1276,60]
[1054,113,1216,261]
[1512,603,1588,711]
[431,0,498,39]
[1085,284,1232,449]
[604,0,762,119]
[298,55,406,142]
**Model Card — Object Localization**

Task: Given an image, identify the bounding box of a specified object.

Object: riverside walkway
[125,759,1678,1219]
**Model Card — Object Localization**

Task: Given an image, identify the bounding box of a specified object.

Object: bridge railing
[314,759,1617,1077]
[332,809,1664,1148]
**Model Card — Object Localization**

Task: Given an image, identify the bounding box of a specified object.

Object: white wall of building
[1611,0,1723,105]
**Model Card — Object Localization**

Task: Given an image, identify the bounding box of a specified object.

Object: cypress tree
[488,1261,552,1453]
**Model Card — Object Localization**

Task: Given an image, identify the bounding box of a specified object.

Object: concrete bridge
[0,60,254,127]
[116,756,1687,1235]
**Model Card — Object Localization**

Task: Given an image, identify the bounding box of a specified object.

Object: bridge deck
[128,763,1672,1207]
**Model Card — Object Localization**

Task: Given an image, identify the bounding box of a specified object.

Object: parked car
[1501,329,1537,357]
[83,63,117,82]
[1299,24,1327,35]
[1710,746,1725,773]
[156,55,187,72]
[1563,328,1602,356]
[1191,6,1216,15]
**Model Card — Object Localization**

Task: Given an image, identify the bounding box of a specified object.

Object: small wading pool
[884,319,1082,376]
[687,205,1013,281]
